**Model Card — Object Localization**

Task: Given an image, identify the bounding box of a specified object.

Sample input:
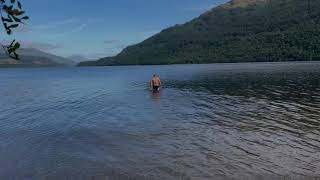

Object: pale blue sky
[2,0,228,59]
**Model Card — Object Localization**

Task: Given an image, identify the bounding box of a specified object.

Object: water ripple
[0,62,319,179]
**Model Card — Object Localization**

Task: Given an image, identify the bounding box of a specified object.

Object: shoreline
[0,60,319,69]
[77,60,320,67]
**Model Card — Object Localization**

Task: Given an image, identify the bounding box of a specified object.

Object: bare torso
[151,77,161,87]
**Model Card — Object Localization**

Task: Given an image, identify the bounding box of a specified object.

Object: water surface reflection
[0,62,319,180]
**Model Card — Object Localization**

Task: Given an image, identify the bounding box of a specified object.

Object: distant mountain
[67,55,90,63]
[79,0,320,66]
[0,48,75,67]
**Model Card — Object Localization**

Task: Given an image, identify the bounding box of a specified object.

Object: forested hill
[79,0,320,66]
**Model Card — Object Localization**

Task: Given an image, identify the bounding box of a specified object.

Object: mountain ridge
[0,48,75,67]
[79,0,320,66]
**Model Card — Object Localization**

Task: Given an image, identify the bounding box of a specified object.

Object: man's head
[153,74,157,77]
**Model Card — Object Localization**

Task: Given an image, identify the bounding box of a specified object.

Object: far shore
[77,60,320,67]
[0,60,319,69]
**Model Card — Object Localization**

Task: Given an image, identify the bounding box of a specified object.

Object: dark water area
[0,62,319,180]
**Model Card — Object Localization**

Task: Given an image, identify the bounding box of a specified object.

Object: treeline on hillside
[79,0,320,66]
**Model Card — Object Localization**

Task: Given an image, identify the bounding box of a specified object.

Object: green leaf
[7,47,13,54]
[6,28,12,34]
[11,9,24,16]
[3,5,13,11]
[12,16,21,22]
[8,24,19,28]
[21,16,29,20]
[2,17,13,23]
[17,1,22,9]
[13,42,20,49]
[0,0,28,60]
[9,40,15,46]
[13,52,19,60]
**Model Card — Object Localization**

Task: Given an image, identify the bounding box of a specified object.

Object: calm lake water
[0,62,319,180]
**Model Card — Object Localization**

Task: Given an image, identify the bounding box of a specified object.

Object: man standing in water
[150,74,161,91]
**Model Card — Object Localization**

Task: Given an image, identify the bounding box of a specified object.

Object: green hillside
[79,0,320,66]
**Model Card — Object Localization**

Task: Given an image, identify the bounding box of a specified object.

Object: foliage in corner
[0,0,28,60]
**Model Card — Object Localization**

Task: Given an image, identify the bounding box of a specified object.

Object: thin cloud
[33,17,101,31]
[33,18,76,30]
[15,24,32,33]
[70,23,88,33]
[21,41,62,51]
[87,18,104,24]
[50,23,88,38]
[184,3,221,12]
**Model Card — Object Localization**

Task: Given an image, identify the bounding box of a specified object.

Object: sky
[1,0,228,60]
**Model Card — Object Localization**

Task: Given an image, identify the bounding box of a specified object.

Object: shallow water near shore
[0,61,319,180]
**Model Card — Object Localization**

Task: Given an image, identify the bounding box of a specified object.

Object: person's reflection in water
[151,91,161,101]
[150,89,162,102]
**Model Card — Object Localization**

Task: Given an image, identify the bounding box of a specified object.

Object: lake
[0,62,319,180]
